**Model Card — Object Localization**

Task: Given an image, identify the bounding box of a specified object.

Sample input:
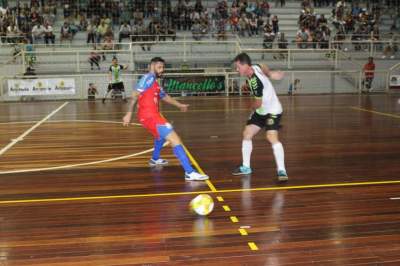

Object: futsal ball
[189,194,214,216]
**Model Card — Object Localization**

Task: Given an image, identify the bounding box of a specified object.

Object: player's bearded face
[153,63,165,77]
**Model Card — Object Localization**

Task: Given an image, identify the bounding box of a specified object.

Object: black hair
[233,53,252,65]
[150,57,165,64]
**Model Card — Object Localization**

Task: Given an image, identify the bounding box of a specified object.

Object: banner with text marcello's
[8,78,75,96]
[162,76,225,93]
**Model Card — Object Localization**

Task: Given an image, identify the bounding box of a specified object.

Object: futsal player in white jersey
[232,52,288,182]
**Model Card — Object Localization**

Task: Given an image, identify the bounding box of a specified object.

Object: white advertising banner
[8,78,76,96]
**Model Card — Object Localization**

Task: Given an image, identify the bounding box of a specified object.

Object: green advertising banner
[162,76,225,93]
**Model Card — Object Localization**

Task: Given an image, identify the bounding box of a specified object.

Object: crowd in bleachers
[293,0,400,51]
[0,0,399,52]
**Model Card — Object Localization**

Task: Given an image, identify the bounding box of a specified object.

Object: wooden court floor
[0,94,400,265]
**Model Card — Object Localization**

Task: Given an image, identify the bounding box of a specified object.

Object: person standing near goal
[232,52,288,182]
[103,57,128,103]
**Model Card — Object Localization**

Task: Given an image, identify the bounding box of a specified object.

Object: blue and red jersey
[135,72,171,139]
[135,72,167,118]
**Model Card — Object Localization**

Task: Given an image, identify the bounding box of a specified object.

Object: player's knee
[266,132,279,144]
[166,131,182,147]
[243,131,253,140]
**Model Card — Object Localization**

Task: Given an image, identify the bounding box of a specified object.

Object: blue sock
[173,145,194,174]
[152,138,165,161]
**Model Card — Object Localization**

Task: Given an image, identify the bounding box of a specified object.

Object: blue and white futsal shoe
[149,158,169,166]
[185,171,209,181]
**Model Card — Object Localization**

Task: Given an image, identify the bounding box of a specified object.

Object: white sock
[272,142,286,172]
[242,140,252,168]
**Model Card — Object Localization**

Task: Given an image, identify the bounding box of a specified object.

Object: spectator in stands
[352,24,369,51]
[112,1,122,26]
[363,57,375,92]
[343,13,355,33]
[238,14,247,37]
[30,9,40,25]
[88,46,101,70]
[68,17,79,36]
[195,0,204,13]
[42,4,55,25]
[192,19,202,40]
[190,7,201,23]
[249,15,258,36]
[63,3,72,18]
[184,7,193,31]
[79,13,88,31]
[96,20,109,43]
[43,22,55,45]
[133,8,144,25]
[60,22,72,43]
[275,32,288,60]
[130,21,139,42]
[200,11,210,32]
[217,0,229,19]
[86,21,96,44]
[272,15,279,34]
[6,22,20,43]
[118,21,131,43]
[335,1,345,20]
[317,14,328,28]
[32,22,44,43]
[135,19,151,51]
[17,4,30,25]
[120,3,131,24]
[158,23,176,41]
[0,22,5,43]
[216,18,227,40]
[296,27,309,48]
[147,18,158,42]
[229,12,239,34]
[309,31,317,49]
[333,27,346,50]
[317,25,330,49]
[260,1,271,17]
[19,20,32,43]
[146,0,156,18]
[263,26,275,49]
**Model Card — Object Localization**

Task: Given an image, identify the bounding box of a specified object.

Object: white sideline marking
[0,102,69,156]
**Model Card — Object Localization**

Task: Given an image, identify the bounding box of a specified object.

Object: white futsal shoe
[185,171,209,181]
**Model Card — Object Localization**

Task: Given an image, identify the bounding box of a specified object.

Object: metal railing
[13,44,355,74]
